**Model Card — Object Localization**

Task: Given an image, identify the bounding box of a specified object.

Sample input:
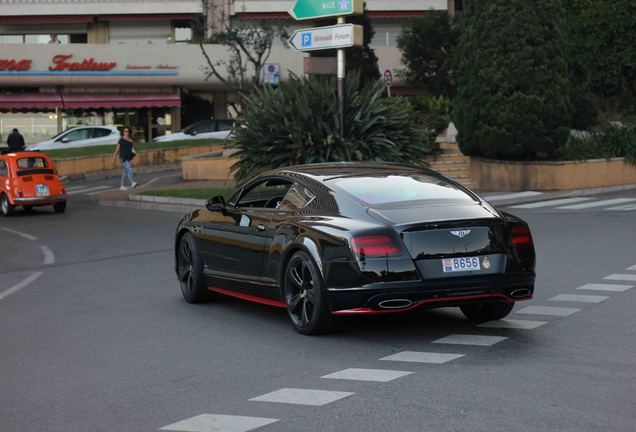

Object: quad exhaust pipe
[510,288,531,298]
[378,299,413,310]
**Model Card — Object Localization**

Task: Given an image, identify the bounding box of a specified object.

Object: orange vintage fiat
[0,151,67,216]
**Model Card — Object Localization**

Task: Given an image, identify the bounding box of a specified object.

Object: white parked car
[153,119,234,143]
[29,126,120,151]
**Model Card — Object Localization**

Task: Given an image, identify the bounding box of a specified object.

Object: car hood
[367,202,500,227]
[154,132,188,142]
[28,140,54,150]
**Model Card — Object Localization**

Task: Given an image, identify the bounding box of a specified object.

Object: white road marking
[604,273,636,282]
[66,186,112,195]
[63,185,89,192]
[510,197,592,209]
[39,245,55,265]
[477,319,548,330]
[516,306,580,316]
[0,226,37,241]
[379,351,465,364]
[577,283,633,292]
[606,204,636,211]
[86,187,119,195]
[550,294,608,303]
[0,272,43,301]
[159,414,279,432]
[483,191,543,202]
[432,334,508,346]
[249,388,354,406]
[321,368,413,382]
[557,198,636,210]
[627,264,636,271]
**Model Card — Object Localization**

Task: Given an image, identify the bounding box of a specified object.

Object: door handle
[256,224,266,232]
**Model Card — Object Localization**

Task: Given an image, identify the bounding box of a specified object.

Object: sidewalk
[92,173,636,214]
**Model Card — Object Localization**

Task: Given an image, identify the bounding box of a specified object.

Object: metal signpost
[288,0,364,135]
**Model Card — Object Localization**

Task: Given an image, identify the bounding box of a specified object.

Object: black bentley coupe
[175,162,535,334]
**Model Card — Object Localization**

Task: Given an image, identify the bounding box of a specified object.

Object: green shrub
[560,124,636,162]
[229,73,436,181]
[411,96,452,136]
[454,0,572,160]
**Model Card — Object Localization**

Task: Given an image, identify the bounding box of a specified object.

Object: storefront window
[0,112,59,145]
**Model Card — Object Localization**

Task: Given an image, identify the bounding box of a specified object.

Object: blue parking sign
[301,33,312,47]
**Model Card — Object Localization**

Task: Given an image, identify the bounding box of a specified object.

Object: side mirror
[189,130,198,136]
[206,195,226,212]
[61,137,70,143]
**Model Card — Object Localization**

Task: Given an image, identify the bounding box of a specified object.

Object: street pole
[337,16,345,137]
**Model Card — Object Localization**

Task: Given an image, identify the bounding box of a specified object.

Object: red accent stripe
[0,15,94,24]
[331,293,532,316]
[207,286,287,308]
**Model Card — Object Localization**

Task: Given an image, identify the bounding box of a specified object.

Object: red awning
[61,93,181,109]
[0,15,94,24]
[0,93,181,110]
[0,93,62,110]
[97,14,196,21]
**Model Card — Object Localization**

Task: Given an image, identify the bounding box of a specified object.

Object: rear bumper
[328,273,535,315]
[13,195,66,204]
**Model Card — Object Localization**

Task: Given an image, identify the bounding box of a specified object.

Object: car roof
[264,162,437,183]
[1,151,50,159]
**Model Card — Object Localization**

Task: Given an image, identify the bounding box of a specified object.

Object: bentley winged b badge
[450,230,471,238]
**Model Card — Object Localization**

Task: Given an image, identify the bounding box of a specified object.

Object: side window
[236,179,293,209]
[278,184,316,212]
[92,128,111,138]
[62,128,91,142]
[199,121,216,133]
[216,120,234,131]
[0,160,8,177]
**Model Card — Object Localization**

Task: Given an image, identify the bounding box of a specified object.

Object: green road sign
[289,0,363,21]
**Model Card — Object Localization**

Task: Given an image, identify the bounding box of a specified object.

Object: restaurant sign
[0,54,177,75]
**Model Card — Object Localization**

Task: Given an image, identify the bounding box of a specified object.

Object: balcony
[0,0,202,16]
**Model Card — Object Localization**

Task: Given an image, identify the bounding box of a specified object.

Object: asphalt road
[1,183,635,432]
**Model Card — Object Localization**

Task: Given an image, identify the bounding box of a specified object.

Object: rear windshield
[17,157,48,169]
[329,174,476,207]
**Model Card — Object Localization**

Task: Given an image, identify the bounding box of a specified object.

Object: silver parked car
[28,126,120,151]
[153,119,234,143]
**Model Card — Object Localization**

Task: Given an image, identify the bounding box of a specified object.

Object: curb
[129,194,206,206]
[60,163,181,183]
[96,198,198,213]
[480,183,636,206]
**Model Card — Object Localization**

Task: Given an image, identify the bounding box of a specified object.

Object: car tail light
[352,235,401,258]
[511,226,532,246]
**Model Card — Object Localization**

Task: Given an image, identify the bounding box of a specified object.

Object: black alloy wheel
[460,301,515,322]
[284,251,339,335]
[178,232,217,303]
[1,194,15,217]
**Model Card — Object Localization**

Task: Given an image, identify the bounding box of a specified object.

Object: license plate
[442,257,481,273]
[36,184,49,197]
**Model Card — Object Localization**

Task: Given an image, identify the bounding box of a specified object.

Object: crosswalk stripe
[606,204,636,211]
[432,334,507,346]
[379,351,465,364]
[557,198,636,210]
[484,191,543,202]
[604,273,636,282]
[321,368,413,382]
[516,306,580,316]
[249,388,354,406]
[577,283,633,292]
[159,414,279,432]
[66,186,113,195]
[549,294,609,303]
[510,197,592,209]
[477,319,547,329]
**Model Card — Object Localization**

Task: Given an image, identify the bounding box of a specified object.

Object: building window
[174,27,193,44]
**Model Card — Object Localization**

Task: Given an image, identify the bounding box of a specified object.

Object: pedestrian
[6,128,26,152]
[111,127,137,190]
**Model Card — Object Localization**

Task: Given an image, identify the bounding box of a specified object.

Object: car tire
[178,232,217,303]
[283,251,340,335]
[460,301,515,322]
[53,201,66,214]
[1,194,15,217]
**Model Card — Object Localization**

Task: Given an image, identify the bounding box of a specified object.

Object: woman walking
[111,127,137,190]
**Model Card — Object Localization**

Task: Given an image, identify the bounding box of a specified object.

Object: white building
[0,0,451,143]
